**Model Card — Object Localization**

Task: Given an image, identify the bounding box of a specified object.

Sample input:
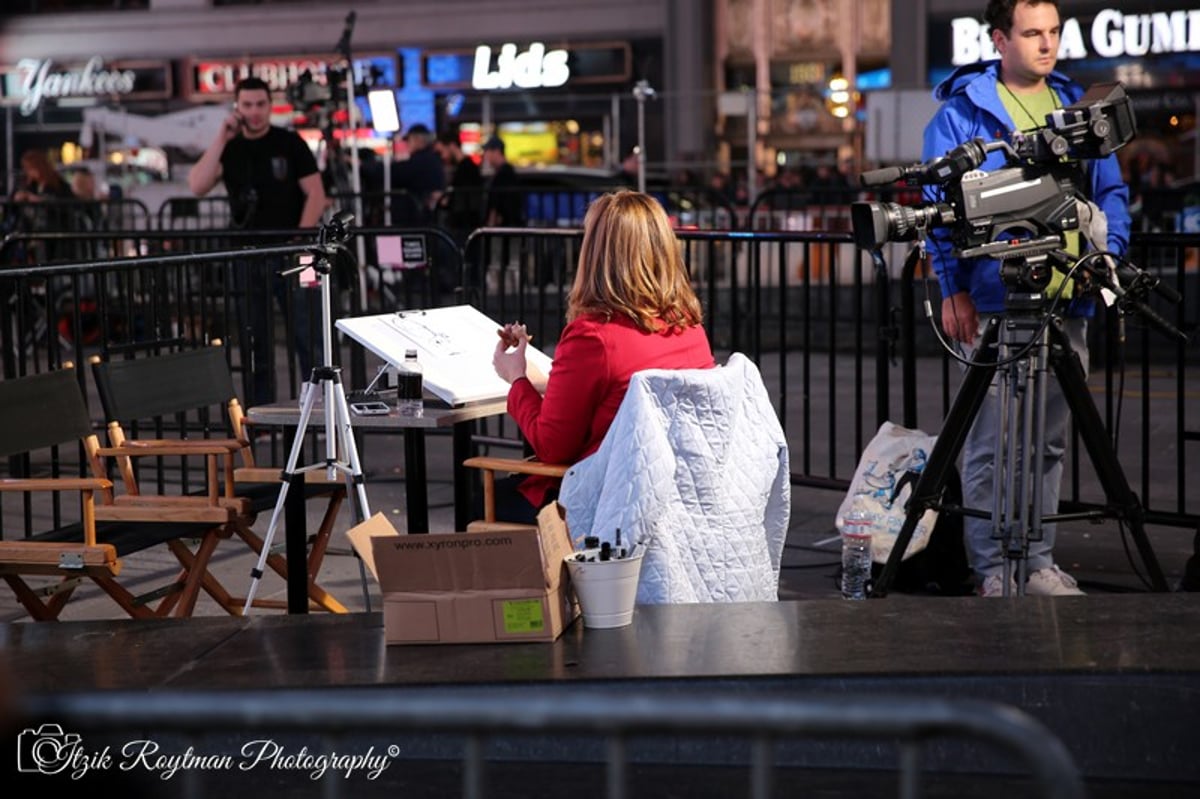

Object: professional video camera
[851,82,1135,258]
[286,68,348,116]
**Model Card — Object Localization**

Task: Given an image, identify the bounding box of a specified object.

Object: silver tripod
[872,238,1173,597]
[987,293,1056,596]
[243,212,372,613]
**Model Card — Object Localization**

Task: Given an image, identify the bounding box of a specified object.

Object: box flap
[371,527,547,592]
[536,502,575,590]
[345,512,400,581]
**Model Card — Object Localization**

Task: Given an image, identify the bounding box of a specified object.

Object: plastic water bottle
[840,496,874,600]
[396,349,423,418]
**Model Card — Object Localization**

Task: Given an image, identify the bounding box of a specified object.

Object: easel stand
[872,285,1170,597]
[243,216,372,614]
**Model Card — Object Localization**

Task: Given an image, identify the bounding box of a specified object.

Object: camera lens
[851,201,953,249]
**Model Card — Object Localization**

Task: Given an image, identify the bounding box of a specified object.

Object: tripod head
[319,209,355,247]
[278,210,355,280]
[957,231,1187,343]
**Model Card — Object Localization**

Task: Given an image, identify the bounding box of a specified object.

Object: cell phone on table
[350,401,391,416]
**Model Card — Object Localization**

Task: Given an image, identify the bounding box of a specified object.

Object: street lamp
[632,80,656,193]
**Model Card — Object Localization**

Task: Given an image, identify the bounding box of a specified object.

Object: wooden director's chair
[89,343,351,613]
[0,364,239,621]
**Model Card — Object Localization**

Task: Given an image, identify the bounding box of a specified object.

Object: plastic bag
[836,421,937,564]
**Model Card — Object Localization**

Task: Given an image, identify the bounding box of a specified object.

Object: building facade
[0,0,713,183]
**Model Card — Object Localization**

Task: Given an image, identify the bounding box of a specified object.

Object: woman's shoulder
[562,313,614,335]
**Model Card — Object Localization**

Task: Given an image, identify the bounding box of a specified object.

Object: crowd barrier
[7,182,1192,238]
[3,219,1197,541]
[20,688,1085,799]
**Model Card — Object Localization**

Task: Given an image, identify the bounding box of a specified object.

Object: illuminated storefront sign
[928,3,1200,92]
[185,53,399,100]
[423,41,631,91]
[471,42,569,90]
[0,57,171,115]
[950,7,1200,64]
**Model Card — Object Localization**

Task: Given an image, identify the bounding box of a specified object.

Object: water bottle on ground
[397,349,423,418]
[840,496,874,600]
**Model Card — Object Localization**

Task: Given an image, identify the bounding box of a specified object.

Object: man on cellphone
[189,76,327,405]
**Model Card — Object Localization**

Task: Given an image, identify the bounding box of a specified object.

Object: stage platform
[4,595,1198,797]
[3,348,1198,795]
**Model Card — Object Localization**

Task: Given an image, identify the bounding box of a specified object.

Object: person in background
[616,147,641,188]
[8,150,78,262]
[391,123,445,223]
[188,75,327,406]
[922,0,1130,597]
[489,190,715,523]
[68,167,107,235]
[434,129,484,240]
[69,168,99,201]
[482,135,522,227]
[12,149,74,205]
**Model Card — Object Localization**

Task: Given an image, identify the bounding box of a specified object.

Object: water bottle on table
[396,349,423,418]
[840,495,874,600]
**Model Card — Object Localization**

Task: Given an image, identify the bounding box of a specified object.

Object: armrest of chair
[0,477,112,492]
[462,456,569,523]
[98,443,237,506]
[462,456,569,479]
[98,439,243,457]
[233,466,342,486]
[0,477,113,546]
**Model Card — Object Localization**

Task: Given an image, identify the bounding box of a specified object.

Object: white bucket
[564,546,644,629]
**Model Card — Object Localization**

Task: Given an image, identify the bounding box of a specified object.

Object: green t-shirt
[997,81,1081,298]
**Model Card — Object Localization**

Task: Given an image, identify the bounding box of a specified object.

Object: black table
[246,394,507,613]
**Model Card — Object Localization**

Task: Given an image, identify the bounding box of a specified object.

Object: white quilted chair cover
[558,353,790,604]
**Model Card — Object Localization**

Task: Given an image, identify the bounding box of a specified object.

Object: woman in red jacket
[491,190,715,523]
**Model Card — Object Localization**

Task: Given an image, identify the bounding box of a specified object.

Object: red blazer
[507,312,715,507]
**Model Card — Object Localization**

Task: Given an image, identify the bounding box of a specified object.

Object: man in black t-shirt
[189,76,328,405]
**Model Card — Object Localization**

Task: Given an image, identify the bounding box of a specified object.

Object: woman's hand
[493,322,530,384]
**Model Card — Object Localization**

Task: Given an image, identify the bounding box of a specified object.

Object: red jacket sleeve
[507,322,607,465]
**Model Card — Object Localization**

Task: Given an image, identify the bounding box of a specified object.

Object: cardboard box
[347,504,579,645]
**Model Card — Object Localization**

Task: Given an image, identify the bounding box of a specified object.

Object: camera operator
[188,76,328,406]
[922,0,1130,597]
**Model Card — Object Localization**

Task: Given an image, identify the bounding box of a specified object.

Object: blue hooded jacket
[921,61,1130,315]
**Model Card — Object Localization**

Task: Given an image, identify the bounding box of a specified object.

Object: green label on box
[502,599,546,633]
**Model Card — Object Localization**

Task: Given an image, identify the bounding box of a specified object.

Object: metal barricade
[21,688,1086,799]
[462,226,875,487]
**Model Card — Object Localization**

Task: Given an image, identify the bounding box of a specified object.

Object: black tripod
[873,244,1177,597]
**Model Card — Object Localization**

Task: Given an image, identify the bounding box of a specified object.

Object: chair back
[91,347,238,424]
[558,353,790,604]
[0,368,94,458]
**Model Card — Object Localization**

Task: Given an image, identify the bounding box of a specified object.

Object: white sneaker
[1025,566,1085,596]
[978,574,1016,597]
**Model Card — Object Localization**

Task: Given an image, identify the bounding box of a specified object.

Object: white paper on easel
[336,305,554,406]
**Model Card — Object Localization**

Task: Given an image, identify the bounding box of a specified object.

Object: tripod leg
[329,373,372,523]
[999,322,1049,596]
[327,372,375,611]
[873,319,1002,596]
[997,343,1024,594]
[1048,325,1169,591]
[243,378,320,614]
